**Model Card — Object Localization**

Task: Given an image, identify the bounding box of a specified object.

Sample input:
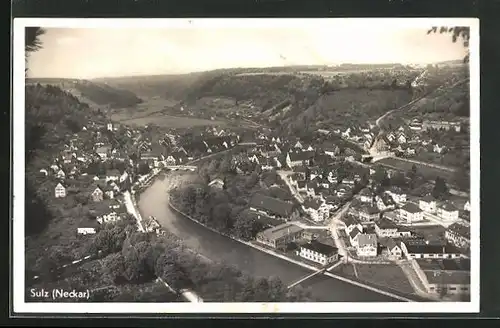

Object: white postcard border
[13,17,480,314]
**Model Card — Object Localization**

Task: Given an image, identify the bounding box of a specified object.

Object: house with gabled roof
[208,178,225,190]
[54,182,67,198]
[90,185,104,202]
[56,169,66,179]
[358,188,373,204]
[437,202,459,222]
[445,222,470,249]
[356,233,378,257]
[286,151,315,168]
[419,195,437,214]
[399,203,424,223]
[249,193,297,220]
[96,145,112,160]
[298,240,339,265]
[380,238,403,259]
[349,227,362,247]
[106,169,121,182]
[376,193,395,211]
[385,186,407,204]
[302,198,330,222]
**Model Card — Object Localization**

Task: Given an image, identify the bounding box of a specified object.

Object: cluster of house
[344,215,467,262]
[45,120,245,236]
[256,223,339,266]
[336,118,462,157]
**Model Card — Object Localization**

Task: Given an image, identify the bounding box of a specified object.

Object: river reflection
[137,172,399,302]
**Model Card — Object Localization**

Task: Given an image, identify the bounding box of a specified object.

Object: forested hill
[26,78,143,109]
[25,84,103,235]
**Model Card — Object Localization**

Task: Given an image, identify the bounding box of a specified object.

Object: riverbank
[125,169,204,303]
[167,198,417,302]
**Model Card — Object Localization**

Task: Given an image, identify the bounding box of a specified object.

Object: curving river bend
[137,172,398,302]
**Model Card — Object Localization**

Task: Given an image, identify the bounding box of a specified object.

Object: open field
[334,263,415,296]
[109,97,179,121]
[377,157,456,182]
[118,114,227,128]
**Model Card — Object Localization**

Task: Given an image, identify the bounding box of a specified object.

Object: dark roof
[288,151,315,162]
[249,193,294,217]
[424,270,470,285]
[380,237,400,250]
[375,217,398,230]
[106,169,121,176]
[303,199,322,210]
[359,188,373,197]
[257,223,303,241]
[301,240,338,256]
[361,205,380,215]
[401,203,423,213]
[439,202,458,212]
[447,223,470,239]
[357,233,378,247]
[404,243,461,255]
[421,195,436,202]
[349,227,361,239]
[343,215,360,227]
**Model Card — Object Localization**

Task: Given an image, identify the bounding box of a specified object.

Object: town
[28,100,471,301]
[22,24,473,304]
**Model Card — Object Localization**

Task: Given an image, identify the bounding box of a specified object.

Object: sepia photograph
[13,18,479,314]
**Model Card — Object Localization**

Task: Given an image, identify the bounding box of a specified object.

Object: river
[137,172,399,302]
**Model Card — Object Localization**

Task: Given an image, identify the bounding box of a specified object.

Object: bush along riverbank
[131,175,316,302]
[168,188,416,302]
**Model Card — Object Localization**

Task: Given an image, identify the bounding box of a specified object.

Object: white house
[382,238,403,259]
[303,200,330,222]
[97,212,122,225]
[397,133,407,144]
[77,228,96,235]
[356,234,378,257]
[433,144,446,154]
[399,203,424,223]
[437,202,459,222]
[119,170,130,183]
[297,241,339,265]
[56,169,66,179]
[208,178,225,189]
[445,222,470,249]
[349,227,362,247]
[164,155,176,166]
[346,222,363,236]
[54,183,67,198]
[385,187,407,204]
[400,242,463,260]
[419,196,437,214]
[375,217,412,238]
[106,169,121,182]
[464,201,470,212]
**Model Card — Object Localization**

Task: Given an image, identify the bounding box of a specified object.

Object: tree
[432,176,449,200]
[268,276,286,302]
[427,26,470,63]
[38,246,72,281]
[102,252,127,284]
[25,27,45,74]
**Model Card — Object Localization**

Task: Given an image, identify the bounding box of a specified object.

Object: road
[327,202,352,258]
[277,170,304,203]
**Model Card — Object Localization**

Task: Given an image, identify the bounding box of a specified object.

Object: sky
[26,22,469,79]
